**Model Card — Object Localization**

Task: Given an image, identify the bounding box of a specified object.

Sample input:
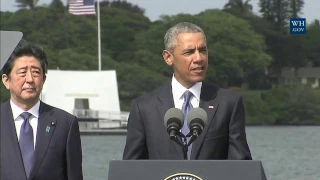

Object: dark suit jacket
[0,100,83,180]
[123,82,252,160]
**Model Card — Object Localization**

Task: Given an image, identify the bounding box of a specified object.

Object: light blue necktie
[19,112,34,178]
[181,90,193,159]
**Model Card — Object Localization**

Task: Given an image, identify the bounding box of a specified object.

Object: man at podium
[123,22,252,160]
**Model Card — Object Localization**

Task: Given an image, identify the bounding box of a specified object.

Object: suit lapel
[29,102,57,180]
[191,82,219,159]
[155,83,184,159]
[1,101,27,180]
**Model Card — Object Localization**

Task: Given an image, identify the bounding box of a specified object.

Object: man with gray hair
[123,22,252,160]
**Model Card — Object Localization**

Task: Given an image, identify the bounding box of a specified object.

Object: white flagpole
[97,0,101,71]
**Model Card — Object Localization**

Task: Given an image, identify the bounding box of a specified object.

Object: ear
[43,74,46,83]
[2,74,10,90]
[162,50,173,66]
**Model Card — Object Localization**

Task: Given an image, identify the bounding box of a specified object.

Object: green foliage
[223,0,253,17]
[259,0,304,30]
[15,0,39,9]
[241,90,277,124]
[0,83,10,103]
[198,10,272,87]
[303,20,320,66]
[241,86,320,125]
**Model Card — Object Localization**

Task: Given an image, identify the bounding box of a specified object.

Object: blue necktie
[181,90,193,159]
[19,112,34,178]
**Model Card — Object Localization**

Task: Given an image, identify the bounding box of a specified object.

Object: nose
[25,70,34,83]
[193,50,204,63]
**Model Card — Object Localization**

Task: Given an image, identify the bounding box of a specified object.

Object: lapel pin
[51,122,55,126]
[46,126,50,132]
[209,105,214,109]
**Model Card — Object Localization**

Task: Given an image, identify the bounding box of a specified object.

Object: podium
[108,160,267,180]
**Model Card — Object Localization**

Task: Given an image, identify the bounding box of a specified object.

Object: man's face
[163,32,208,88]
[2,56,46,106]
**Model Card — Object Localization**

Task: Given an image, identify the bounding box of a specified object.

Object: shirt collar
[11,100,40,120]
[171,74,202,101]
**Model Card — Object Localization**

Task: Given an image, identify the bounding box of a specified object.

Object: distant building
[267,67,320,88]
[41,70,128,129]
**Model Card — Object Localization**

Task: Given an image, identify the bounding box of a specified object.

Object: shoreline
[80,125,320,135]
[80,129,127,135]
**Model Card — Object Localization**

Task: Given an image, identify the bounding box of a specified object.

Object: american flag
[69,0,96,15]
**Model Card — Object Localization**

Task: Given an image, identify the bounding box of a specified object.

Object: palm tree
[224,0,253,17]
[16,0,39,9]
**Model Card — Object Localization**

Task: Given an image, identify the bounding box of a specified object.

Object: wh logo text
[290,18,306,34]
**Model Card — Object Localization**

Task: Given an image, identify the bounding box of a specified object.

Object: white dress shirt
[171,75,202,109]
[11,100,40,149]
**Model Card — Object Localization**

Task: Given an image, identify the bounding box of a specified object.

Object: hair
[164,22,207,52]
[2,40,48,78]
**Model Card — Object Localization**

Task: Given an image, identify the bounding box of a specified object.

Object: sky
[1,0,319,23]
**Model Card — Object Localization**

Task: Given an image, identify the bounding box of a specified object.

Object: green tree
[198,10,272,87]
[259,0,304,30]
[273,0,290,30]
[303,20,320,66]
[16,0,39,9]
[224,0,253,17]
[289,0,304,18]
[259,0,274,22]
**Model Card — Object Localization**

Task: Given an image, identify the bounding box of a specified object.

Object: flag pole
[97,0,101,71]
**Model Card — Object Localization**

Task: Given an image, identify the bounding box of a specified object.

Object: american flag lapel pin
[208,105,214,109]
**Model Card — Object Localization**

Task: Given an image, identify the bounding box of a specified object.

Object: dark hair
[2,40,48,78]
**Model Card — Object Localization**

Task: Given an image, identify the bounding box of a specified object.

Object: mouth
[191,66,205,73]
[23,88,36,91]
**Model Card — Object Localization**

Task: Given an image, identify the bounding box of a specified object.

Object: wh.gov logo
[290,18,306,34]
[164,173,203,180]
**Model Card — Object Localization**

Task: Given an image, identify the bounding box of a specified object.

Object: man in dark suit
[0,40,83,180]
[123,22,252,160]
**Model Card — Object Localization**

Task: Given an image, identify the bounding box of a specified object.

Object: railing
[73,109,129,121]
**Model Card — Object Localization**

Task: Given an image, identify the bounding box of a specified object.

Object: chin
[192,76,205,82]
[22,94,38,100]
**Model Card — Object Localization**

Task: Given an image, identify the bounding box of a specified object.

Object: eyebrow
[31,66,41,70]
[182,46,207,52]
[16,66,41,71]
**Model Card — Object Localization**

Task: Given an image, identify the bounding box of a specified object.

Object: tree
[289,0,304,18]
[259,0,274,22]
[303,20,320,67]
[273,0,290,30]
[259,0,304,30]
[224,0,253,17]
[15,0,39,9]
[16,0,40,42]
[100,0,145,14]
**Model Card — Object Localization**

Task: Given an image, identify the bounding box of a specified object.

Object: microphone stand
[180,132,188,160]
[169,131,194,160]
[172,132,188,160]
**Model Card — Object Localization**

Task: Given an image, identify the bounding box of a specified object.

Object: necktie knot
[20,112,32,121]
[183,90,193,103]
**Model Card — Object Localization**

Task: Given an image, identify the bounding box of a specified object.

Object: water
[81,126,320,180]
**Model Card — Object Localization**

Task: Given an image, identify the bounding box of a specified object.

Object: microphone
[164,108,184,146]
[187,108,208,146]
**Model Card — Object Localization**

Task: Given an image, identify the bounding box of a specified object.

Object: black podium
[108,160,267,180]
